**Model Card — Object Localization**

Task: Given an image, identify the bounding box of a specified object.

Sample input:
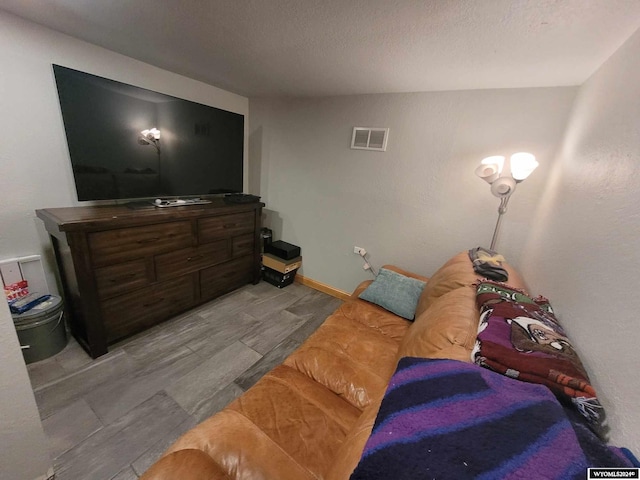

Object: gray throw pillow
[358,268,427,320]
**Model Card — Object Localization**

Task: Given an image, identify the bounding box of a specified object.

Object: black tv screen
[53,65,244,201]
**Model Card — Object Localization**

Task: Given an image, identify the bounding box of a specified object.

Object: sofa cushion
[358,267,427,320]
[284,314,400,409]
[140,449,231,480]
[336,299,411,343]
[164,365,360,480]
[326,390,384,480]
[415,252,528,318]
[396,286,479,362]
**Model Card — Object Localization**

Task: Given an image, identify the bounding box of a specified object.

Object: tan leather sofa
[141,252,526,480]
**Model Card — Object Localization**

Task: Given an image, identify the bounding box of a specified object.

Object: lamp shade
[476,155,505,184]
[141,128,161,140]
[490,176,516,197]
[475,163,500,183]
[510,152,538,181]
[481,155,505,172]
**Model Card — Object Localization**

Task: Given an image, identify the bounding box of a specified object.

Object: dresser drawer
[155,239,230,281]
[101,275,196,343]
[198,212,254,243]
[89,221,192,267]
[200,256,254,301]
[95,259,151,300]
[232,233,255,258]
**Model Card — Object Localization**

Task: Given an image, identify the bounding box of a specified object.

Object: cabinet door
[94,259,151,300]
[89,221,192,267]
[101,275,196,343]
[232,233,255,258]
[198,212,254,243]
[155,239,230,281]
[200,256,253,301]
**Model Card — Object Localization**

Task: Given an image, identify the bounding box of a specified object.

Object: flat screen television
[53,64,244,202]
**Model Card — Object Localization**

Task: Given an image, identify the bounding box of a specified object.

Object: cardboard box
[262,253,302,274]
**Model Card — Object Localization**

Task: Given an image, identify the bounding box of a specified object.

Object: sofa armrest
[350,265,429,299]
[350,280,373,299]
[139,449,231,480]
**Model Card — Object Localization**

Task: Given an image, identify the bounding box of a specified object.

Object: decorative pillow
[471,280,608,439]
[358,268,427,320]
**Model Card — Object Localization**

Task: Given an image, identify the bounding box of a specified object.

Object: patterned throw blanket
[350,358,633,480]
[472,280,607,439]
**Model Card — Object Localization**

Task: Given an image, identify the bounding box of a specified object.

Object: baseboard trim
[295,274,351,301]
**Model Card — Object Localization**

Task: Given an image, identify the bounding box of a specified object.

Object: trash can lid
[12,295,63,325]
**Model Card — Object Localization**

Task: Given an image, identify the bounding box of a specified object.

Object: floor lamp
[475,152,538,250]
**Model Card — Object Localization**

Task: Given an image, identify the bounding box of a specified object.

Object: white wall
[0,297,52,480]
[0,11,247,478]
[523,28,640,452]
[250,88,576,293]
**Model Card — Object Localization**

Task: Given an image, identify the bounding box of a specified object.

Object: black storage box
[265,240,301,260]
[262,266,298,288]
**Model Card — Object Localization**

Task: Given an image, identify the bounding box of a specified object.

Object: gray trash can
[12,295,67,364]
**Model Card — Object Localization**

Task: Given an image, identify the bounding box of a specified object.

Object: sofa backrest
[397,251,527,362]
[415,252,527,318]
[397,286,479,362]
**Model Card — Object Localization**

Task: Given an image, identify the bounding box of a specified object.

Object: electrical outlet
[353,246,365,255]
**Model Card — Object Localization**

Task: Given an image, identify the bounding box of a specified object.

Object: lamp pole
[490,196,510,250]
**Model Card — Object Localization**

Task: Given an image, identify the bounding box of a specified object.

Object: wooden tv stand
[36,199,263,358]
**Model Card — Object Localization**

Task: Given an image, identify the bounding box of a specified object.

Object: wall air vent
[351,127,389,151]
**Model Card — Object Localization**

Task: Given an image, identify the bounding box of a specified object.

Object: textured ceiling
[2,0,640,97]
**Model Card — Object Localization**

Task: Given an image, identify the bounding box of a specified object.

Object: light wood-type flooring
[27,280,342,480]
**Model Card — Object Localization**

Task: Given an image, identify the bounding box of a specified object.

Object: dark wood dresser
[36,200,263,358]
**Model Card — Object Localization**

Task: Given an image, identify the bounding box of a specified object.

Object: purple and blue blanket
[350,358,634,480]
